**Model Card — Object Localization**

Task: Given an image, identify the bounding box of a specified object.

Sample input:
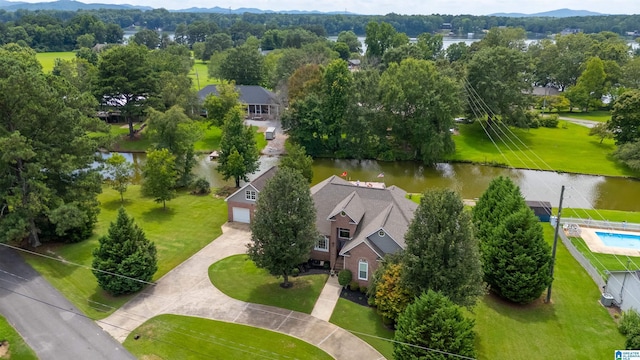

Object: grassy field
[329,299,395,359]
[559,110,612,122]
[473,225,624,359]
[23,185,228,319]
[208,255,328,314]
[563,208,640,223]
[449,121,638,177]
[189,61,219,90]
[569,236,640,276]
[35,51,75,73]
[0,315,38,360]
[123,314,333,359]
[109,122,266,153]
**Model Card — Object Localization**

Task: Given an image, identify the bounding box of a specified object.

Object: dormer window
[245,190,256,200]
[378,230,385,237]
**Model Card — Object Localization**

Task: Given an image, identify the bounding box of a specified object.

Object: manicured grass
[189,61,219,90]
[569,236,640,277]
[23,185,228,319]
[35,51,76,73]
[111,122,266,153]
[559,110,612,122]
[208,254,328,314]
[123,314,333,360]
[563,208,640,223]
[449,121,638,177]
[473,225,624,359]
[330,298,395,359]
[0,315,38,360]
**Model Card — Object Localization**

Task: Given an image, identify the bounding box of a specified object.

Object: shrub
[292,267,300,277]
[539,114,559,128]
[359,285,368,293]
[338,269,352,287]
[192,177,211,195]
[620,309,640,336]
[349,280,360,291]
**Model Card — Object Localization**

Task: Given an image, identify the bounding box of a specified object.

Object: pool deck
[580,227,640,256]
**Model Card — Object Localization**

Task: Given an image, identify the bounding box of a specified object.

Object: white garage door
[232,207,251,223]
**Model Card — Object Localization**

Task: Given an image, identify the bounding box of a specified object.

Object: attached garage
[232,207,251,223]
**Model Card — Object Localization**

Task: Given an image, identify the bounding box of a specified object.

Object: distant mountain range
[0,1,610,17]
[490,8,605,18]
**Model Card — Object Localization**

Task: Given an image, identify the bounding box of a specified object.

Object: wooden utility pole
[546,185,565,303]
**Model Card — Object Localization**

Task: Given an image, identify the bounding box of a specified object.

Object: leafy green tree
[286,63,323,105]
[92,207,157,295]
[322,59,352,152]
[365,21,407,59]
[479,27,527,50]
[589,122,614,144]
[379,58,460,163]
[203,33,233,60]
[467,46,531,126]
[373,263,412,322]
[393,290,476,360]
[403,189,484,307]
[131,28,160,50]
[76,34,95,49]
[52,57,98,95]
[247,168,318,288]
[333,42,350,61]
[203,82,241,126]
[217,107,260,187]
[336,30,361,54]
[213,44,264,85]
[96,44,158,139]
[609,89,640,144]
[280,142,313,183]
[105,153,134,202]
[473,177,552,304]
[192,42,205,61]
[0,44,102,247]
[622,57,640,89]
[576,56,607,108]
[146,106,201,187]
[142,148,177,210]
[614,140,640,171]
[554,33,596,90]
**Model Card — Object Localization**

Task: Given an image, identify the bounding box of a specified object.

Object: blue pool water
[596,231,640,249]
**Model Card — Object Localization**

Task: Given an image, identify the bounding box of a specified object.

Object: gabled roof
[327,191,365,224]
[224,166,278,202]
[311,176,417,256]
[198,85,278,105]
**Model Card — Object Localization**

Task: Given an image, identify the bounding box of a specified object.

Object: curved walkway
[100,222,384,360]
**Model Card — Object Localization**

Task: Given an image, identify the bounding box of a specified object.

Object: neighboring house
[605,270,640,312]
[310,176,417,286]
[224,166,278,223]
[529,86,561,97]
[347,59,361,70]
[198,85,280,120]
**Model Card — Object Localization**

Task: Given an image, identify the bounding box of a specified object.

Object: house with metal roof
[309,176,417,286]
[198,84,280,120]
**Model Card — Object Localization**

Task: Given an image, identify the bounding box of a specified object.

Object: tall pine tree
[92,208,157,295]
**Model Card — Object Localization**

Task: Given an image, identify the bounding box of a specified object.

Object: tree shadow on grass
[101,198,132,212]
[246,277,318,314]
[482,292,557,324]
[140,207,176,223]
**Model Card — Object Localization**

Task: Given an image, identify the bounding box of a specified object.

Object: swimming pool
[596,231,640,250]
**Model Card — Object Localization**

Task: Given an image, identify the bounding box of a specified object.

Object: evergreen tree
[280,142,313,183]
[92,208,157,295]
[247,168,317,288]
[472,176,524,244]
[403,189,484,307]
[394,290,476,360]
[217,107,259,187]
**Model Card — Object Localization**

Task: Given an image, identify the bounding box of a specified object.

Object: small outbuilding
[265,127,276,140]
[526,200,552,222]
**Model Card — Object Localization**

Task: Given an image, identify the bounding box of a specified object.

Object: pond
[105,152,640,212]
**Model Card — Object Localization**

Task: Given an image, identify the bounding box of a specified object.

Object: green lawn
[449,121,638,177]
[189,61,219,90]
[109,122,266,153]
[569,236,640,277]
[0,315,38,360]
[35,51,76,73]
[23,185,228,319]
[473,225,624,359]
[559,110,612,122]
[330,298,395,359]
[563,208,640,223]
[123,314,332,360]
[208,254,328,314]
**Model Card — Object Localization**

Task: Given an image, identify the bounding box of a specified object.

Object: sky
[12,0,640,15]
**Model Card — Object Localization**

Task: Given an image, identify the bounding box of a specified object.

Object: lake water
[104,152,640,212]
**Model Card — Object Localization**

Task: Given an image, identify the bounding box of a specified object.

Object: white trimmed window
[245,190,256,200]
[315,236,329,252]
[338,228,350,239]
[358,259,368,280]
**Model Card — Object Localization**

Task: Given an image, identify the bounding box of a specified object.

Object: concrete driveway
[0,246,135,360]
[100,223,385,360]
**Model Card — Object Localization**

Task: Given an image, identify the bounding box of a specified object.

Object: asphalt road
[0,246,136,360]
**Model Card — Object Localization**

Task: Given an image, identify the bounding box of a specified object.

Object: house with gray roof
[224,166,278,223]
[310,176,417,286]
[198,84,280,120]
